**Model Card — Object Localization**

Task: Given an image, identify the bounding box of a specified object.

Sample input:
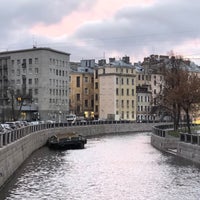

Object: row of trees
[156,56,200,134]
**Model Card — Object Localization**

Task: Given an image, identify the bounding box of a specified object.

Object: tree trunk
[185,108,191,134]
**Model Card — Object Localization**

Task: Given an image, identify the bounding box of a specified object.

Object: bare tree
[178,72,200,133]
[158,56,200,133]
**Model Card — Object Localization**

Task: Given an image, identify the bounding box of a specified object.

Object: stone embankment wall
[177,137,200,164]
[151,124,200,165]
[151,134,179,151]
[0,123,154,189]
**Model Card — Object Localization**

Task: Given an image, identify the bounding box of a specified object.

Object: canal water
[0,132,200,200]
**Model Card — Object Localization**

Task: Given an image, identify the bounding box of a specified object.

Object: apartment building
[136,85,152,122]
[69,62,94,119]
[0,47,70,122]
[98,60,137,121]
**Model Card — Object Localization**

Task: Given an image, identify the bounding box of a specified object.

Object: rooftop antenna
[32,35,37,48]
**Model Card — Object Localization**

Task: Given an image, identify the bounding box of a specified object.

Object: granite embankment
[0,122,154,189]
[151,124,200,165]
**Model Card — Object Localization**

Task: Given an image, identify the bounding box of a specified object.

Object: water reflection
[1,133,200,200]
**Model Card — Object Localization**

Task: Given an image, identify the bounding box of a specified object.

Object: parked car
[1,124,12,131]
[5,122,17,129]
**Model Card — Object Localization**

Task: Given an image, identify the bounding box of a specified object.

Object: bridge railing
[0,120,135,148]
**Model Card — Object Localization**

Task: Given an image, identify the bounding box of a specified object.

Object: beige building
[69,66,94,119]
[0,47,70,122]
[98,60,137,121]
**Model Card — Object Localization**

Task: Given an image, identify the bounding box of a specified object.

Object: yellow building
[69,68,94,119]
[98,60,137,121]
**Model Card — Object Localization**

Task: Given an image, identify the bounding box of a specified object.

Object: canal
[0,132,200,200]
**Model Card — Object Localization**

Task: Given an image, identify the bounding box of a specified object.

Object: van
[66,114,76,123]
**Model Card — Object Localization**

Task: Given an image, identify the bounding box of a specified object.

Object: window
[11,60,14,66]
[35,58,39,64]
[35,89,38,95]
[29,67,32,74]
[132,89,134,96]
[84,88,88,94]
[116,88,119,95]
[127,111,129,119]
[29,58,32,64]
[95,105,98,112]
[132,79,134,85]
[121,100,124,107]
[127,89,129,96]
[132,100,134,108]
[95,70,98,79]
[121,78,124,85]
[76,77,80,87]
[132,111,134,118]
[76,93,80,101]
[29,79,32,85]
[85,100,88,107]
[127,100,129,108]
[95,82,98,89]
[116,77,118,84]
[35,68,39,74]
[84,77,88,82]
[95,94,98,101]
[17,69,20,76]
[127,78,129,85]
[121,111,124,119]
[121,88,124,96]
[29,89,32,95]
[35,78,39,85]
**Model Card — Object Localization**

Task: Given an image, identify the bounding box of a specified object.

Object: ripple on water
[1,133,200,200]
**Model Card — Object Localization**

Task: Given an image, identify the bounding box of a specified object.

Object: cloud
[0,0,200,64]
[71,0,200,61]
[0,0,95,48]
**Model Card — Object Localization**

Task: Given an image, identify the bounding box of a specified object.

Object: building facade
[0,47,70,122]
[69,64,94,119]
[98,60,137,121]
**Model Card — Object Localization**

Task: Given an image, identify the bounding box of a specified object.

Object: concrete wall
[177,142,200,164]
[151,134,179,151]
[0,123,154,189]
[151,124,200,165]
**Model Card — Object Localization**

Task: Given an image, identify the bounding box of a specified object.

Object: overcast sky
[1,0,200,64]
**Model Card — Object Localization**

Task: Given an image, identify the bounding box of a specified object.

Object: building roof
[109,60,133,67]
[0,47,70,56]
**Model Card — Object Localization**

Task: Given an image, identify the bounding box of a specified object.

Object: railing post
[0,134,3,147]
[5,133,8,145]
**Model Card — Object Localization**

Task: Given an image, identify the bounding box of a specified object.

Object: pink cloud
[30,0,155,37]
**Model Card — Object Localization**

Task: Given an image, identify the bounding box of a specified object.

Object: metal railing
[0,120,134,148]
[152,123,200,146]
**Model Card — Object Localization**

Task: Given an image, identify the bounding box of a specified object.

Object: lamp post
[58,110,62,123]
